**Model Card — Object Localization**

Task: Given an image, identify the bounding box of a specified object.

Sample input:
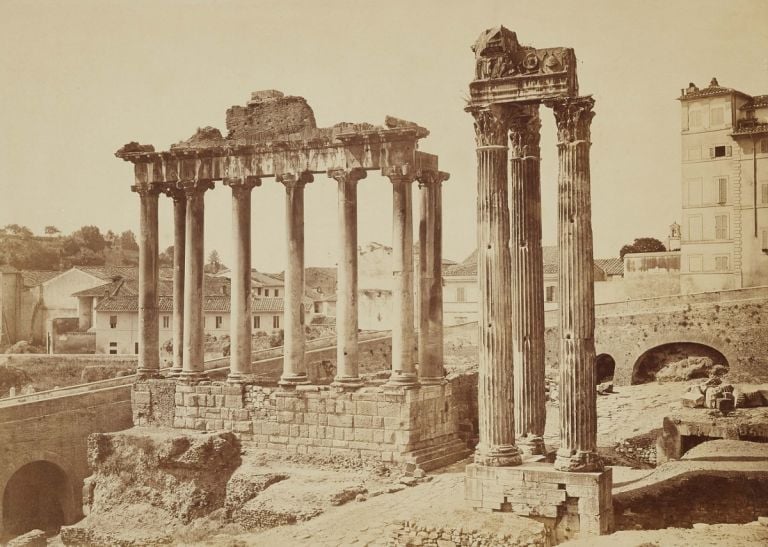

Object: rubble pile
[681,377,768,413]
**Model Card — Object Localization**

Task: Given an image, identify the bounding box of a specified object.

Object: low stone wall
[133,373,477,466]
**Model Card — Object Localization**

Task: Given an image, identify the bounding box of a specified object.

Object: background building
[679,78,768,293]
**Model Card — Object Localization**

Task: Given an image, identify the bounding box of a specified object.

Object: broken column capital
[130,182,163,197]
[546,95,595,145]
[276,170,314,189]
[179,180,215,198]
[382,164,415,184]
[468,105,514,148]
[416,169,450,189]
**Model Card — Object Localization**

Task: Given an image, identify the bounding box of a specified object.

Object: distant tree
[619,237,666,259]
[205,250,225,273]
[70,248,105,266]
[159,245,174,267]
[61,236,81,256]
[72,225,106,253]
[2,224,33,238]
[119,230,139,251]
[44,225,61,236]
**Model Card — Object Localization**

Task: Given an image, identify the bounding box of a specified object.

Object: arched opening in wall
[595,354,616,384]
[2,461,71,538]
[631,342,729,384]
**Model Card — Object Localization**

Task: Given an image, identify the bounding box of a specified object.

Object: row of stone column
[131,166,448,390]
[470,97,601,472]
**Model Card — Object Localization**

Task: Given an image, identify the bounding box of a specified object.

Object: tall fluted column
[417,170,450,384]
[508,106,546,455]
[469,106,521,466]
[278,171,313,387]
[167,187,186,377]
[226,176,260,382]
[330,168,367,389]
[385,166,418,388]
[179,180,211,384]
[548,96,602,472]
[133,182,161,378]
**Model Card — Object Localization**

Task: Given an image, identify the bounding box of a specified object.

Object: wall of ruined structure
[133,373,477,464]
[543,288,768,384]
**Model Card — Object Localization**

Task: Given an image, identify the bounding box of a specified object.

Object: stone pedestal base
[465,462,613,542]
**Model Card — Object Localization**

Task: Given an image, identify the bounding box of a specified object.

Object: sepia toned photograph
[0,1,767,545]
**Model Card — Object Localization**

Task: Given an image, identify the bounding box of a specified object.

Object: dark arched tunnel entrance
[2,461,72,538]
[632,342,729,384]
[596,353,616,384]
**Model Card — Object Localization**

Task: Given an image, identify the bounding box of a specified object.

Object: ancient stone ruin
[463,26,613,539]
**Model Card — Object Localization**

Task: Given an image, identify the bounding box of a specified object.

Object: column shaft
[279,172,313,386]
[179,182,208,383]
[509,108,546,455]
[386,169,418,387]
[470,107,521,466]
[135,184,160,378]
[228,178,259,382]
[171,193,186,376]
[418,172,449,384]
[331,168,366,388]
[549,97,602,472]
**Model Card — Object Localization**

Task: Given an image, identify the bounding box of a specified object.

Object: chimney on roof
[710,77,719,87]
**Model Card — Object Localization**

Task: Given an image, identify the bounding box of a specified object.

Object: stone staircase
[403,435,473,471]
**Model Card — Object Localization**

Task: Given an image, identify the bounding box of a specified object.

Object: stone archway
[595,353,616,384]
[631,342,729,384]
[2,461,72,538]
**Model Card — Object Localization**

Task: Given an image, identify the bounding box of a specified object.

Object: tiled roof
[251,270,284,286]
[594,258,624,276]
[740,94,768,110]
[76,266,174,282]
[445,245,559,277]
[21,270,59,287]
[71,279,128,298]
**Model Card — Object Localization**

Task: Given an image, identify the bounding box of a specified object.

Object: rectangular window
[717,177,728,204]
[162,316,170,329]
[710,145,732,158]
[253,316,260,329]
[688,215,703,241]
[689,255,703,272]
[545,285,556,302]
[689,110,702,128]
[710,107,724,126]
[110,315,117,328]
[274,289,279,297]
[761,139,768,154]
[456,287,466,302]
[687,179,702,206]
[715,214,728,239]
[762,230,768,251]
[265,289,269,297]
[314,302,321,313]
[256,287,262,296]
[762,183,768,204]
[714,256,729,271]
[273,315,280,329]
[109,341,117,355]
[215,316,223,329]
[134,342,139,355]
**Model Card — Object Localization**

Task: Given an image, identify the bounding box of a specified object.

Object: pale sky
[1,0,767,271]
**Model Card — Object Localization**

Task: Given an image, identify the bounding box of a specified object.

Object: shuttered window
[715,215,728,239]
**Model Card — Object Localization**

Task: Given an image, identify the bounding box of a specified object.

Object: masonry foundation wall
[133,373,476,464]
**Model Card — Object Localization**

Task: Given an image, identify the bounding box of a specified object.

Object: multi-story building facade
[679,78,768,293]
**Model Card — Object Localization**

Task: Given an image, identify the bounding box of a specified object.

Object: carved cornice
[328,167,367,186]
[469,107,511,147]
[276,171,314,189]
[508,106,541,159]
[130,182,163,198]
[546,96,595,144]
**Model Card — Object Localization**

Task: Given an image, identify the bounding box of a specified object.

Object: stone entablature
[132,378,471,467]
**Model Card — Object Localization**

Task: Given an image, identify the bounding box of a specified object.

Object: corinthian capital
[382,164,415,184]
[508,106,541,159]
[546,96,595,144]
[328,167,367,186]
[416,170,450,189]
[180,180,215,198]
[131,182,162,197]
[469,106,512,147]
[225,175,262,197]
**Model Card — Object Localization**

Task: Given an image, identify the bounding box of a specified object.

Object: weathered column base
[473,444,523,467]
[465,463,614,542]
[331,376,364,391]
[226,372,247,384]
[384,372,420,389]
[517,435,546,456]
[168,368,182,378]
[177,371,208,385]
[278,374,311,388]
[418,375,446,386]
[554,448,604,473]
